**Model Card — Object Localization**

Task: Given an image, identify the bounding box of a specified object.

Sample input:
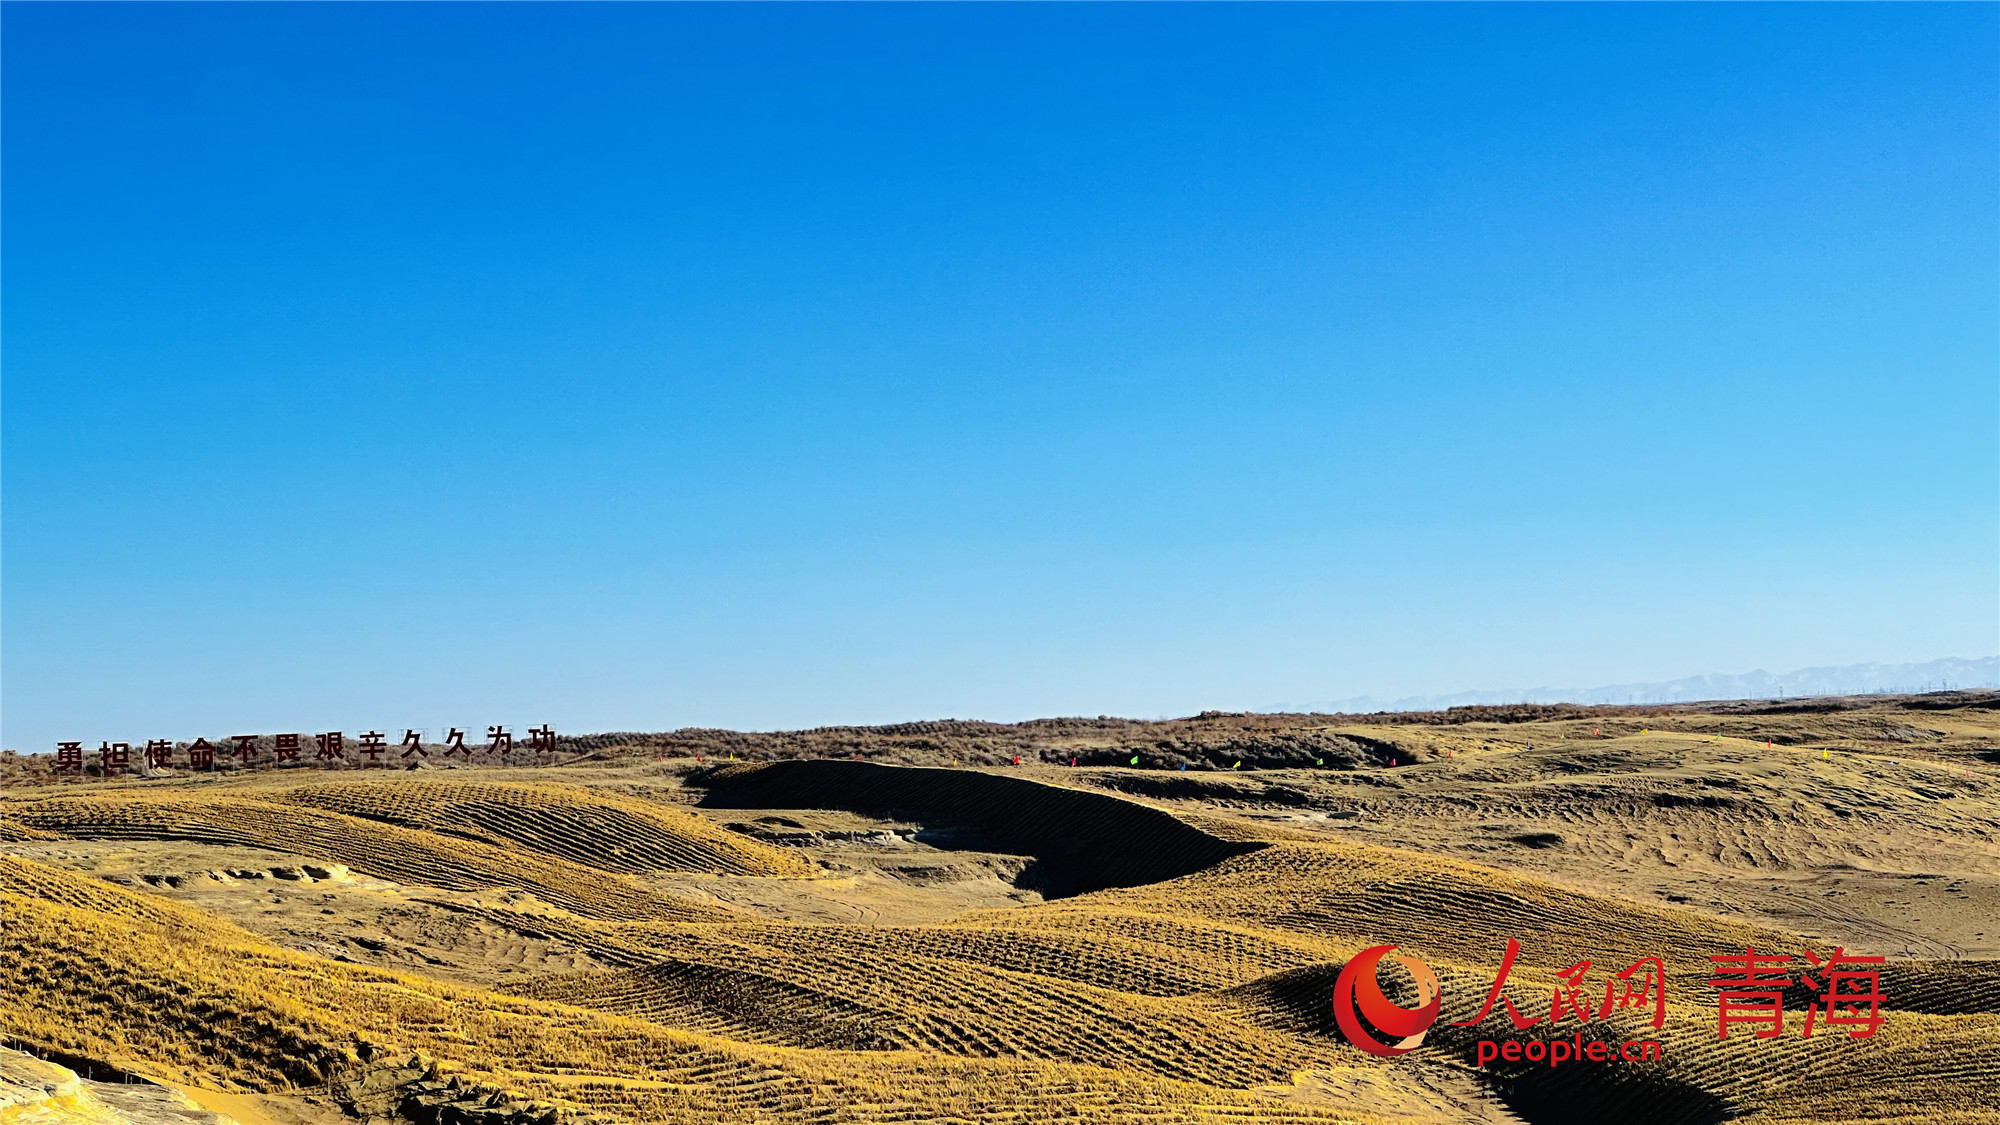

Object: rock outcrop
[338,1058,557,1125]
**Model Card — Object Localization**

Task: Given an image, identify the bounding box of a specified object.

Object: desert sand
[4,693,1996,1124]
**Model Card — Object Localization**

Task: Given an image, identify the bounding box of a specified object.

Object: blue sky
[4,4,1995,748]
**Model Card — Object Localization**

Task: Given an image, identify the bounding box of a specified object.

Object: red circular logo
[1332,944,1442,1057]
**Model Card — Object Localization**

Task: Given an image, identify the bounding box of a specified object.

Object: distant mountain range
[1272,656,2000,715]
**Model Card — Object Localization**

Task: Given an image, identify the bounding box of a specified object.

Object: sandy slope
[4,695,1996,1124]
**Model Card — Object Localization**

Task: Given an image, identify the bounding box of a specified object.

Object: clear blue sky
[4,4,1995,748]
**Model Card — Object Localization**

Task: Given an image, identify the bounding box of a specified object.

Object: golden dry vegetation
[4,694,1998,1124]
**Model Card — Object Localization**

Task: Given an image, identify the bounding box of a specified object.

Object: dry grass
[268,778,811,878]
[6,792,731,922]
[1,856,1388,1125]
[4,697,1998,1124]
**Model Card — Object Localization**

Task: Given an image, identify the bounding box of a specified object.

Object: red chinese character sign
[56,722,680,780]
[1454,942,1674,1035]
[1710,948,1795,1039]
[1800,949,1884,1039]
[1547,960,1595,1024]
[1601,957,1668,1029]
[1453,937,1543,1031]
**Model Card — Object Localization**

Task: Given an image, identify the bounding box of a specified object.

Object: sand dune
[4,695,1996,1123]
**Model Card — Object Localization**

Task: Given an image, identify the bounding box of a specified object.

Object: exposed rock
[336,1057,559,1125]
[0,1047,240,1125]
